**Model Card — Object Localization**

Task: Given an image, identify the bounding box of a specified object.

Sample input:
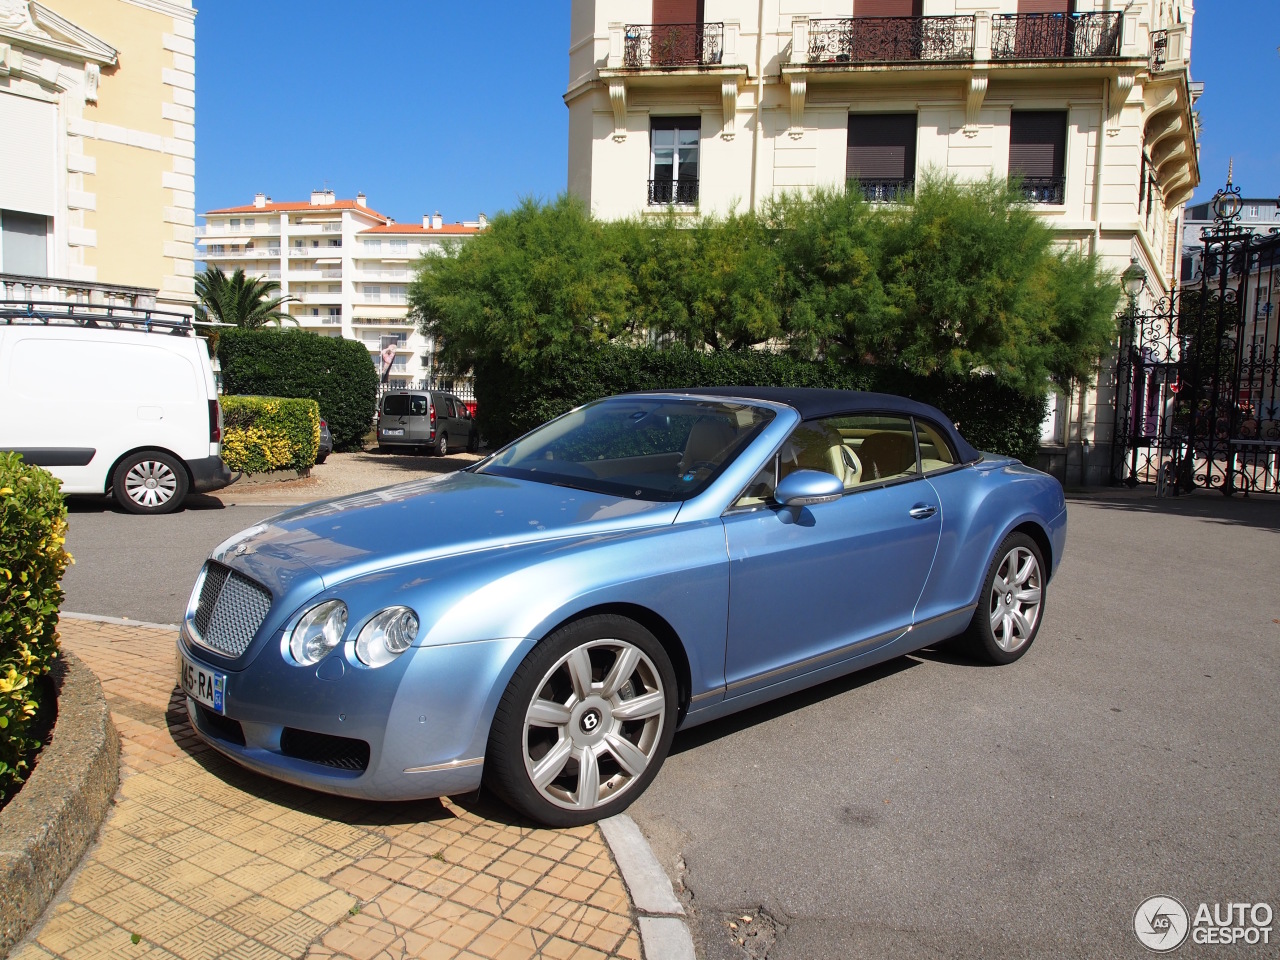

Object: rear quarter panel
[914,460,1067,626]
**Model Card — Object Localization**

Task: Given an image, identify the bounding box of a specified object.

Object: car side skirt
[678,604,975,731]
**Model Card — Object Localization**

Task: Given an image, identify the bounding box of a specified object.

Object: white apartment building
[566,0,1200,482]
[198,191,483,391]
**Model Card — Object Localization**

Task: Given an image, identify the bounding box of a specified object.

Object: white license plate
[180,652,227,714]
[383,428,404,436]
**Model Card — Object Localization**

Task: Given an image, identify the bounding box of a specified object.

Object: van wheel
[112,452,188,514]
[435,434,448,457]
[467,432,479,454]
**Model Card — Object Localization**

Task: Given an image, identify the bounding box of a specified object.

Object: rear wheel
[485,615,677,827]
[963,532,1045,664]
[435,433,449,457]
[112,451,189,514]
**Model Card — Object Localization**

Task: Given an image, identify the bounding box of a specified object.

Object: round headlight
[287,600,348,666]
[355,606,419,668]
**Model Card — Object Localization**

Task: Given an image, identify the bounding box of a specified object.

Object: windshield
[475,397,775,502]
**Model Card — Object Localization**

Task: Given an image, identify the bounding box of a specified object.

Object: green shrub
[217,329,378,450]
[220,396,320,474]
[476,345,1046,463]
[0,453,70,806]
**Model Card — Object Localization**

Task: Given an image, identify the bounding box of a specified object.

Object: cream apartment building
[0,0,196,309]
[566,0,1200,482]
[199,191,483,390]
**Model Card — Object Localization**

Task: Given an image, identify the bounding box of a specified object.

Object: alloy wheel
[987,545,1042,653]
[521,639,667,812]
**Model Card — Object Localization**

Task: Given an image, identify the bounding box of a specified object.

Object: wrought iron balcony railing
[808,16,976,64]
[1014,176,1066,205]
[849,178,916,202]
[623,22,724,68]
[991,12,1123,60]
[1149,29,1168,71]
[648,179,699,206]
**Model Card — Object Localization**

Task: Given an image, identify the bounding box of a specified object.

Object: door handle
[909,504,937,520]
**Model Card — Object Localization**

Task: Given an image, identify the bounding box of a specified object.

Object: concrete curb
[0,650,120,957]
[62,611,181,632]
[600,814,696,960]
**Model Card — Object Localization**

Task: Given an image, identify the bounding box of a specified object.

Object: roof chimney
[254,192,266,208]
[432,211,443,230]
[311,189,335,206]
[356,192,367,207]
[478,212,487,229]
[423,213,431,229]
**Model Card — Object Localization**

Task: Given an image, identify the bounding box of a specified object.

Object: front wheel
[484,615,677,827]
[112,451,189,514]
[962,532,1045,665]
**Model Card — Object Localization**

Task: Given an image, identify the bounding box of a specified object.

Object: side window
[829,414,918,485]
[444,397,459,418]
[914,419,958,473]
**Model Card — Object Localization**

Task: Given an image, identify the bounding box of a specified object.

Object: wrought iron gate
[1112,181,1280,494]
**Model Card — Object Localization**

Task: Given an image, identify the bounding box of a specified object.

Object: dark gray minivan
[377,390,478,456]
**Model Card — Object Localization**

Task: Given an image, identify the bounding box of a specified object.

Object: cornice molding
[116,0,195,21]
[0,2,116,66]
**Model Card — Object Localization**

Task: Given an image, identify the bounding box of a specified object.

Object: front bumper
[188,454,234,493]
[177,626,532,801]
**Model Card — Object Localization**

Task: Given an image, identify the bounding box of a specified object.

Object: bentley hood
[212,471,681,593]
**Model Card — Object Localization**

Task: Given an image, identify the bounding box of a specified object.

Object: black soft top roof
[638,386,982,464]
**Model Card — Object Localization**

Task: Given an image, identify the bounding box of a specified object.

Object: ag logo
[1134,896,1189,952]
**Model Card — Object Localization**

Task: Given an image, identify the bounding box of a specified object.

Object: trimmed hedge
[220,396,321,474]
[0,453,70,807]
[475,345,1047,464]
[217,329,378,451]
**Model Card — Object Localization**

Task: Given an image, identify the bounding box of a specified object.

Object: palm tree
[195,266,297,329]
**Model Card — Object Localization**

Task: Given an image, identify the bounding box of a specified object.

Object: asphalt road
[62,490,1280,958]
[630,493,1280,959]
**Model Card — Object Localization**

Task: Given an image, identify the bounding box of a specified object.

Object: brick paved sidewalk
[12,619,642,960]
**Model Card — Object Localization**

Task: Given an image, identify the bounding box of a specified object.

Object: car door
[722,414,942,698]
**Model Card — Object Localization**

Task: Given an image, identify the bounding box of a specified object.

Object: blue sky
[193,2,1279,223]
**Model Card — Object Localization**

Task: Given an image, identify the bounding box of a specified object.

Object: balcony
[807,17,976,64]
[623,22,724,68]
[849,178,915,203]
[293,291,343,305]
[991,12,1122,61]
[289,221,344,235]
[1013,176,1066,205]
[648,179,699,206]
[289,268,344,281]
[288,245,342,258]
[202,246,280,260]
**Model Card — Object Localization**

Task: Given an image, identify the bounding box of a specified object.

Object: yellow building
[0,0,196,309]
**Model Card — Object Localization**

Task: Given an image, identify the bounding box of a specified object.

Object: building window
[649,117,700,205]
[366,285,381,302]
[364,238,381,253]
[1247,205,1259,218]
[230,218,240,229]
[1009,110,1066,204]
[389,238,408,254]
[0,210,49,277]
[846,114,917,201]
[244,217,255,227]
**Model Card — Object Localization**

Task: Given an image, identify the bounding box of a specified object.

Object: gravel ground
[213,448,484,505]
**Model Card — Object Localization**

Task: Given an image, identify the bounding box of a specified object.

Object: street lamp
[1122,257,1147,300]
[1121,257,1147,487]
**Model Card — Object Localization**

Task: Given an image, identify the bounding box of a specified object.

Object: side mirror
[774,470,844,507]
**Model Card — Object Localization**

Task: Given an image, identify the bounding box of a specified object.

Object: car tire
[962,532,1045,665]
[484,614,678,827]
[315,454,328,465]
[467,431,479,454]
[111,451,189,515]
[435,433,448,457]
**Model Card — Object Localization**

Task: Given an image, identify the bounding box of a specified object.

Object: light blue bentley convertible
[179,388,1066,826]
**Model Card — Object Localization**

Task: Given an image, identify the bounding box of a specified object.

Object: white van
[0,302,233,513]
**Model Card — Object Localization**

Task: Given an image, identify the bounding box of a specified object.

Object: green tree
[409,195,634,374]
[874,174,1120,391]
[195,266,296,330]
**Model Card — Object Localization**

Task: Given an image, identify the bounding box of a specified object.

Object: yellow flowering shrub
[219,396,320,474]
[0,453,71,806]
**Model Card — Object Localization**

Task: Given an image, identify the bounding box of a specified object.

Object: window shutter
[846,114,917,181]
[653,0,701,24]
[0,92,57,216]
[1009,111,1066,178]
[854,0,922,16]
[1017,0,1072,11]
